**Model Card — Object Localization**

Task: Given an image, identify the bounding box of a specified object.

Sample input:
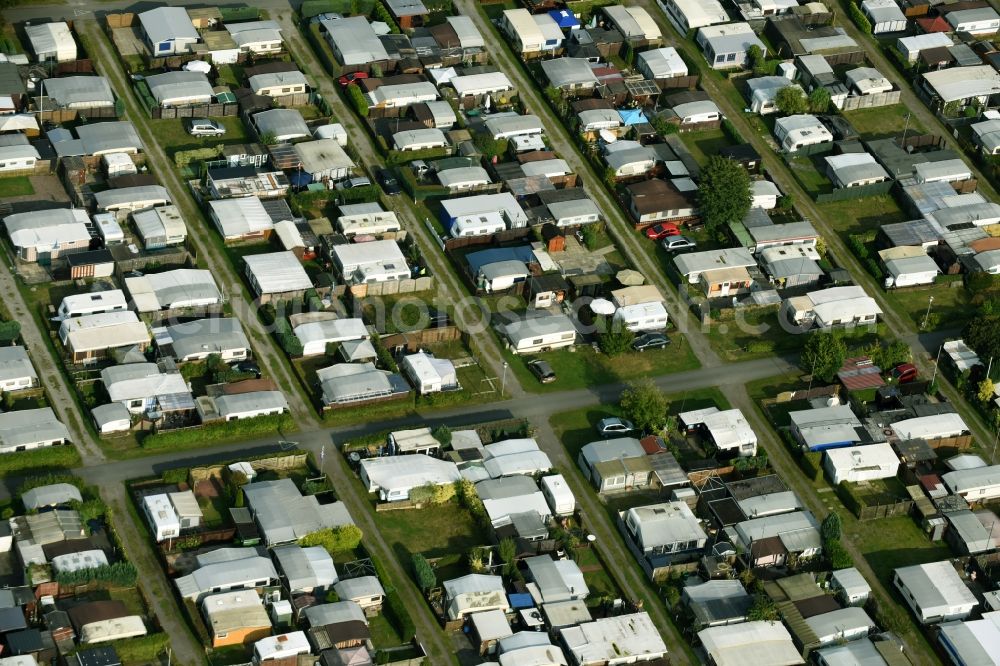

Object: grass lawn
[107,587,148,617]
[504,333,700,394]
[550,387,730,459]
[679,128,734,166]
[148,117,250,157]
[207,646,252,666]
[785,153,831,197]
[702,307,811,362]
[368,613,405,649]
[821,194,907,239]
[375,501,488,561]
[887,282,973,332]
[843,106,926,138]
[573,546,620,606]
[0,176,34,198]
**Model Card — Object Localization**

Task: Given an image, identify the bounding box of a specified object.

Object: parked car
[186,118,226,137]
[230,360,262,378]
[336,176,372,190]
[662,236,697,252]
[632,333,670,352]
[890,363,918,384]
[338,71,368,87]
[411,160,430,177]
[596,417,635,436]
[311,12,343,24]
[645,223,681,240]
[377,169,401,195]
[527,359,556,384]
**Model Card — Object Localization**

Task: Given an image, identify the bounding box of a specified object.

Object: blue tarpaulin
[619,109,649,125]
[548,9,580,29]
[508,593,534,609]
[289,171,313,187]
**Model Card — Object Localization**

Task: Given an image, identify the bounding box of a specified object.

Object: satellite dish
[590,298,615,315]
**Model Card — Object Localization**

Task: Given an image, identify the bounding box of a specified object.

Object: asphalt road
[53,355,796,496]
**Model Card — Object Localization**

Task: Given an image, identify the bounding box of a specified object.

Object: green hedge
[385,147,450,166]
[366,551,417,640]
[836,481,864,517]
[106,633,171,663]
[847,1,872,33]
[307,23,342,77]
[141,413,296,450]
[55,562,137,587]
[798,450,823,482]
[0,445,81,478]
[18,473,86,497]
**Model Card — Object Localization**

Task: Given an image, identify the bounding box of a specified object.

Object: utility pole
[921,295,934,330]
[931,344,942,388]
[501,361,508,396]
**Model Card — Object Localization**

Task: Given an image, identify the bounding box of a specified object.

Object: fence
[815,180,893,203]
[36,106,120,123]
[105,12,135,29]
[381,325,462,351]
[656,75,699,90]
[54,60,95,75]
[443,226,533,252]
[188,452,309,483]
[857,500,913,521]
[840,89,902,111]
[347,276,435,298]
[152,103,240,120]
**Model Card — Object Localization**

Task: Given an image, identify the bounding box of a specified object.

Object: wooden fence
[105,12,135,29]
[381,325,462,351]
[152,103,240,120]
[857,499,913,521]
[841,89,902,111]
[188,452,309,483]
[815,180,893,203]
[347,276,435,298]
[443,226,533,252]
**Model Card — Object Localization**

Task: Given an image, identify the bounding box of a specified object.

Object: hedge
[847,1,872,33]
[836,481,864,517]
[18,473,86,498]
[105,633,170,663]
[366,551,416,640]
[798,451,823,482]
[141,413,296,450]
[55,561,137,587]
[307,23,342,77]
[385,146,450,166]
[0,445,81,477]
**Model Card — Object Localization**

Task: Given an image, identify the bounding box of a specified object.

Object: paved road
[629,0,997,456]
[274,11,522,397]
[0,262,104,464]
[77,20,320,427]
[454,0,722,370]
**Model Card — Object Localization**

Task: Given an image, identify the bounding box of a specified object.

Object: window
[715,54,725,64]
[282,87,291,94]
[726,53,737,62]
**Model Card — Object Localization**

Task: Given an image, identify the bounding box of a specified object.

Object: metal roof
[323,16,388,65]
[125,268,218,312]
[21,483,82,511]
[0,408,70,451]
[146,71,213,104]
[94,185,170,211]
[253,108,309,141]
[138,7,199,46]
[0,346,35,385]
[175,554,278,601]
[215,391,288,418]
[164,317,249,360]
[243,478,353,545]
[100,363,189,403]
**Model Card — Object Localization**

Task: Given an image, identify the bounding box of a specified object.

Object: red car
[338,71,369,87]
[645,223,681,240]
[890,363,918,384]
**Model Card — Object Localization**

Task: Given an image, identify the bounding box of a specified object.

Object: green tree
[299,525,364,554]
[801,332,847,382]
[696,155,752,236]
[820,512,841,542]
[826,539,853,569]
[473,132,508,159]
[978,378,996,405]
[965,314,1000,362]
[620,378,669,433]
[775,86,808,115]
[258,131,277,145]
[865,339,911,372]
[411,553,436,591]
[498,537,517,575]
[747,44,764,74]
[0,321,20,343]
[808,87,831,113]
[597,315,635,356]
[432,425,452,447]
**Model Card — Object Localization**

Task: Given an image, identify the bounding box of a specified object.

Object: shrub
[18,473,84,498]
[0,446,80,477]
[432,425,452,447]
[299,524,364,554]
[161,468,190,485]
[798,451,823,481]
[820,512,841,542]
[142,413,296,450]
[825,538,853,569]
[212,369,258,384]
[847,1,872,33]
[721,119,743,144]
[55,561,137,587]
[408,482,456,505]
[347,84,369,117]
[0,321,20,343]
[383,589,415,639]
[412,553,436,591]
[745,340,775,354]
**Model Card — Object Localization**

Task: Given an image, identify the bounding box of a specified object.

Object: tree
[801,332,847,382]
[826,539,853,569]
[747,44,765,74]
[620,378,669,433]
[775,86,808,115]
[747,595,780,622]
[299,525,364,554]
[411,553,436,592]
[597,316,635,356]
[820,512,841,542]
[808,87,831,114]
[865,339,910,371]
[696,155,752,236]
[432,425,452,447]
[965,314,1000,363]
[978,378,996,405]
[258,131,277,145]
[498,537,517,575]
[0,320,20,343]
[346,84,369,118]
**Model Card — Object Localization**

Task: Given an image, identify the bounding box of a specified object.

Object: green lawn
[887,282,973,332]
[505,333,700,394]
[374,501,488,561]
[573,546,621,606]
[368,613,404,649]
[820,194,907,239]
[785,153,832,197]
[550,387,730,459]
[843,106,926,138]
[679,128,734,166]
[148,116,250,157]
[0,176,33,198]
[702,306,810,362]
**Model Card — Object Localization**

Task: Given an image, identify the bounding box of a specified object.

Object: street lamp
[501,361,508,396]
[922,296,935,330]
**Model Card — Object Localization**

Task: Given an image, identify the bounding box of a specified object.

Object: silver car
[186,118,226,137]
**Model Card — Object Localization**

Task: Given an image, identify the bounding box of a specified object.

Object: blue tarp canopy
[466,246,535,275]
[289,171,312,187]
[548,9,580,29]
[619,109,649,125]
[508,593,534,609]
